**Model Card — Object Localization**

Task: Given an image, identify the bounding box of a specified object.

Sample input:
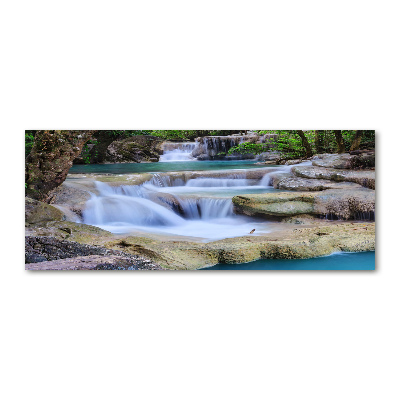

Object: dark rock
[105,136,164,163]
[26,255,164,270]
[25,236,163,270]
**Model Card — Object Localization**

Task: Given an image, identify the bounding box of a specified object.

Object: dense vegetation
[25,130,246,159]
[228,130,375,159]
[25,130,375,163]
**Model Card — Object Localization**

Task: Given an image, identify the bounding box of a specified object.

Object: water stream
[70,155,374,268]
[79,160,315,240]
[82,174,278,240]
[159,142,198,162]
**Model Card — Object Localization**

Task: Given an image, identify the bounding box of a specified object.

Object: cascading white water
[260,161,313,186]
[159,142,198,162]
[82,179,271,240]
[177,197,234,219]
[79,160,315,240]
[260,165,292,187]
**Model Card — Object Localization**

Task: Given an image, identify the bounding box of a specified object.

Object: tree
[315,130,325,153]
[25,130,96,201]
[350,130,363,151]
[334,130,346,153]
[295,130,313,158]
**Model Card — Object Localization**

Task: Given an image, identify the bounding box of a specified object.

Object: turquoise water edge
[70,160,268,174]
[202,251,375,270]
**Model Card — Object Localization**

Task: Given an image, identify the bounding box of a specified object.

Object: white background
[1,1,399,399]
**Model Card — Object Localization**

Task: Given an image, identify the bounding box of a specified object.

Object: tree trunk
[315,130,325,153]
[296,130,313,158]
[350,130,363,151]
[334,130,346,153]
[25,130,96,201]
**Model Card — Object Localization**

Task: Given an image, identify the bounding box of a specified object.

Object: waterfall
[145,174,186,188]
[83,181,236,227]
[82,180,270,239]
[177,197,234,219]
[160,142,198,162]
[83,191,185,227]
[192,136,257,160]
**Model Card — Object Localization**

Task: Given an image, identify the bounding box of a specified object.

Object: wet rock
[313,188,375,220]
[25,197,65,225]
[48,184,91,219]
[291,165,375,189]
[232,188,375,220]
[233,193,315,217]
[272,176,362,191]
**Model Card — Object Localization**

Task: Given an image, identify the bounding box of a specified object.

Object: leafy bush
[25,131,36,157]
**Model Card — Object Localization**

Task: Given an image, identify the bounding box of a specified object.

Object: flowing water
[159,142,198,162]
[82,176,279,240]
[79,160,314,240]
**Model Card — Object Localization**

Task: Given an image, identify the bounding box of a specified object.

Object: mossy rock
[26,220,113,245]
[25,197,65,225]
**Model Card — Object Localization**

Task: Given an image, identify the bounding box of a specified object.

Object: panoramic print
[25,130,375,270]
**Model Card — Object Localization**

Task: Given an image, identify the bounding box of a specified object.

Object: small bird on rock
[249,229,255,234]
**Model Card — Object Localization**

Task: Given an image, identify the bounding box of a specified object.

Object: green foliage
[25,130,375,165]
[150,130,198,140]
[81,139,99,164]
[229,131,311,159]
[25,130,36,157]
[229,130,375,159]
[228,142,268,155]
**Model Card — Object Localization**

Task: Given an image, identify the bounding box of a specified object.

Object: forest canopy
[25,130,375,159]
